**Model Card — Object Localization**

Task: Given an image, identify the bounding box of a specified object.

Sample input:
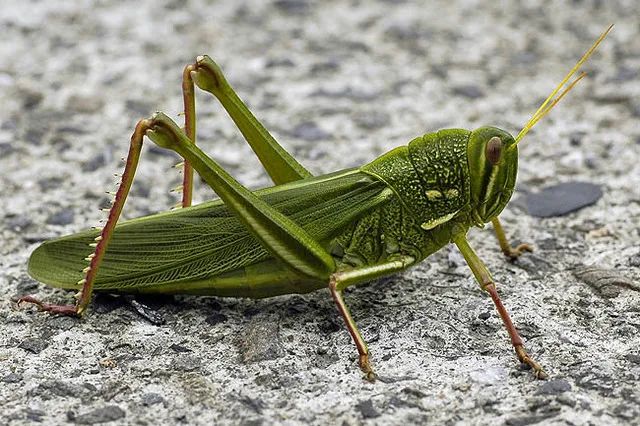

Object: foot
[359,353,377,382]
[17,296,79,317]
[515,344,548,380]
[504,243,534,260]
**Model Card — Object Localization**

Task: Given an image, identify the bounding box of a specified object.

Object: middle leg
[328,256,415,381]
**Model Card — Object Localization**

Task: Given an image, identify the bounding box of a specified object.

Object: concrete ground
[1,0,639,425]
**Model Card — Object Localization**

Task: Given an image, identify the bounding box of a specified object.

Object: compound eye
[486,136,502,165]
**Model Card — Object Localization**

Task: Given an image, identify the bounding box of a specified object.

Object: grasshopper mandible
[19,26,612,381]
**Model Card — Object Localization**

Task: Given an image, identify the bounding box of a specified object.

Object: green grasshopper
[19,26,612,381]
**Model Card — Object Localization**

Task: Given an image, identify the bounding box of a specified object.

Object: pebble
[470,366,508,385]
[290,121,331,142]
[69,406,125,425]
[453,84,485,99]
[170,354,202,372]
[537,379,572,395]
[46,209,75,226]
[238,316,284,363]
[205,312,228,325]
[2,373,22,383]
[573,266,638,298]
[352,110,390,130]
[81,153,107,172]
[141,392,164,406]
[18,338,49,354]
[525,182,603,217]
[356,399,380,419]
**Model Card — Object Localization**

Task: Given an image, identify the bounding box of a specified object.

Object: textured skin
[363,129,471,227]
[28,127,517,297]
[329,127,517,274]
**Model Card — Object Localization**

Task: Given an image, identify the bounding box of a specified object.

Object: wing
[28,169,392,290]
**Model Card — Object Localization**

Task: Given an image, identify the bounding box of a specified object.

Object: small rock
[628,252,640,267]
[239,395,265,413]
[16,278,39,294]
[21,87,44,109]
[46,209,75,226]
[525,182,602,217]
[33,379,94,399]
[0,142,14,156]
[573,266,638,298]
[46,316,77,331]
[290,121,331,142]
[238,316,284,363]
[25,408,45,422]
[205,312,228,325]
[612,402,638,420]
[170,355,201,372]
[470,366,507,385]
[169,343,192,353]
[66,94,104,114]
[478,311,491,321]
[19,338,49,354]
[317,316,342,333]
[141,392,164,406]
[537,379,571,395]
[453,84,485,99]
[93,294,125,314]
[24,124,47,145]
[99,358,117,369]
[356,399,380,419]
[310,58,340,73]
[273,0,310,15]
[38,176,64,191]
[81,153,107,172]
[611,66,638,82]
[556,394,576,407]
[505,414,556,426]
[265,57,295,68]
[71,406,125,424]
[310,87,379,101]
[99,381,129,402]
[126,297,166,325]
[352,111,390,130]
[569,132,584,146]
[2,373,22,383]
[624,354,640,365]
[6,215,32,232]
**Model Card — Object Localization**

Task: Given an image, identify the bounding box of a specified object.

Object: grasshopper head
[467,127,518,224]
[467,25,612,226]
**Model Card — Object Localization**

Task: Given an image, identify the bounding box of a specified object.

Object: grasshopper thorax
[467,126,518,225]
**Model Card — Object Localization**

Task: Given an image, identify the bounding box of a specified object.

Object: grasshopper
[18,26,612,381]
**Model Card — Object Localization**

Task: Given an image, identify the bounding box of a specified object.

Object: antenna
[513,24,613,146]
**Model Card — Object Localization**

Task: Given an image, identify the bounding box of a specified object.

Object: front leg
[491,217,533,260]
[453,234,547,379]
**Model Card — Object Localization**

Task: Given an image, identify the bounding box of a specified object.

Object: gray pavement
[1,1,639,425]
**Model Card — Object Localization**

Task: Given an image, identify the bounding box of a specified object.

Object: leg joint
[328,274,339,292]
[480,277,495,292]
[192,55,228,93]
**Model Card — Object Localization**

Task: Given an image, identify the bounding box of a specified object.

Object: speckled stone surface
[1,1,639,425]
